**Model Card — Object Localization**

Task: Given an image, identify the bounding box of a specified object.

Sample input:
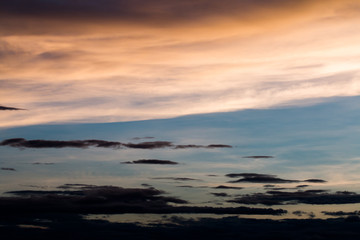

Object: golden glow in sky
[1,0,360,127]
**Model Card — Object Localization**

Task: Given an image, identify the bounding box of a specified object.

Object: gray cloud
[229,190,360,206]
[226,173,327,184]
[304,179,327,183]
[213,185,243,190]
[0,105,24,110]
[1,167,16,171]
[226,173,300,183]
[123,159,179,165]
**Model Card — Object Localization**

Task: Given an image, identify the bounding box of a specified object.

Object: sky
[1,0,360,127]
[1,1,360,238]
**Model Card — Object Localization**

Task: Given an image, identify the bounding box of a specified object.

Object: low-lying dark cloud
[211,192,229,197]
[0,138,232,150]
[123,159,179,165]
[1,184,286,215]
[243,156,274,159]
[0,138,122,149]
[229,190,360,206]
[226,173,300,183]
[322,211,360,216]
[123,141,173,149]
[226,173,327,184]
[304,179,327,183]
[213,185,243,190]
[175,144,232,149]
[1,167,16,171]
[0,105,24,110]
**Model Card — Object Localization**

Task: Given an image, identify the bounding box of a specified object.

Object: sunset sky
[1,1,360,238]
[1,0,360,127]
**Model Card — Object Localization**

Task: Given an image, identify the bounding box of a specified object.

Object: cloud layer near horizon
[1,0,360,127]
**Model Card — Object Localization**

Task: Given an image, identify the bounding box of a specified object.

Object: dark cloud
[293,210,307,216]
[206,144,232,148]
[243,156,274,158]
[226,173,300,183]
[123,141,174,149]
[226,173,327,184]
[0,105,24,110]
[177,185,194,188]
[141,183,152,187]
[213,185,243,190]
[229,190,360,206]
[0,0,317,29]
[211,193,229,197]
[322,211,360,216]
[0,138,232,150]
[1,167,16,171]
[304,179,327,183]
[1,184,286,216]
[123,159,179,165]
[0,138,122,149]
[296,185,309,188]
[175,144,232,149]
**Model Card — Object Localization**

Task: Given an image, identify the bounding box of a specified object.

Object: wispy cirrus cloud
[1,1,360,127]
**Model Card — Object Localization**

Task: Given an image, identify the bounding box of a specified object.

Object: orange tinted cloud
[1,0,360,127]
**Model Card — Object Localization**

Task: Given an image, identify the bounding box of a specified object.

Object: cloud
[123,159,179,165]
[123,141,174,149]
[213,185,243,190]
[1,184,286,215]
[0,138,122,149]
[0,138,233,150]
[226,173,328,184]
[211,193,229,197]
[1,167,16,171]
[229,190,360,206]
[226,173,300,183]
[175,144,232,149]
[243,156,274,159]
[304,179,327,183]
[0,0,341,33]
[322,211,360,216]
[0,105,24,110]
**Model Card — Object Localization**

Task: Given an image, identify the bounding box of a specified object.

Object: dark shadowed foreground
[1,214,360,240]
